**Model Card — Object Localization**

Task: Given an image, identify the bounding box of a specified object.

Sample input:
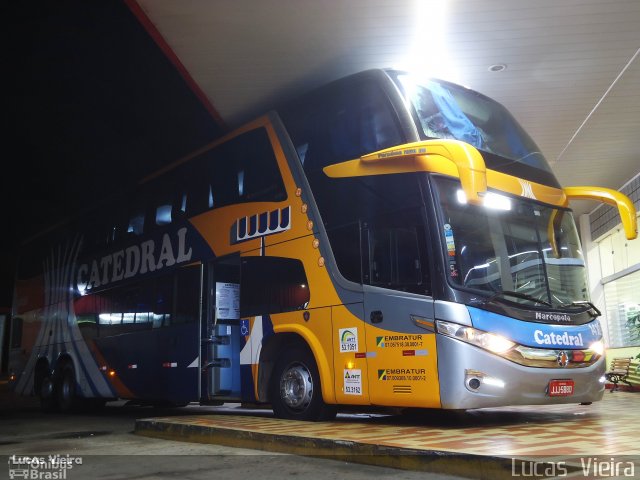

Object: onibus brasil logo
[8,455,82,479]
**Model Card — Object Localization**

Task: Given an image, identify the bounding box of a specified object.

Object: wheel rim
[61,375,72,403]
[57,368,75,410]
[41,376,54,399]
[279,362,313,411]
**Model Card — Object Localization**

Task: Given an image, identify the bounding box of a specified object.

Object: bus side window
[182,162,210,217]
[367,226,424,290]
[173,264,201,324]
[328,222,363,284]
[10,317,23,349]
[155,202,172,226]
[281,79,402,171]
[207,128,286,209]
[82,202,124,250]
[240,257,310,317]
[127,205,145,236]
[149,177,180,228]
[368,227,392,285]
[209,147,238,207]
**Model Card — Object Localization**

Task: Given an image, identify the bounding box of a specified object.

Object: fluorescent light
[456,189,512,210]
[483,192,512,210]
[394,0,459,83]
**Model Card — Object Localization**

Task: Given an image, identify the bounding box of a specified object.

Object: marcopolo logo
[535,312,571,323]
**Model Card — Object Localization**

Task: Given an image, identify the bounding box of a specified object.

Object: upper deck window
[390,71,560,188]
[280,76,404,173]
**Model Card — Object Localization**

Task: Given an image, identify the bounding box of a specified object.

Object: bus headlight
[436,320,515,354]
[589,340,604,356]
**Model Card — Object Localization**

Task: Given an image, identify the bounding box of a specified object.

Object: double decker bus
[9,69,637,419]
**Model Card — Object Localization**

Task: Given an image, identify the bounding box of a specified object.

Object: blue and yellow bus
[9,69,637,419]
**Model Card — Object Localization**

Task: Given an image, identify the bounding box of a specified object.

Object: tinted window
[174,264,201,324]
[240,257,310,316]
[281,78,403,171]
[170,162,208,218]
[10,317,23,348]
[152,179,176,227]
[127,205,145,236]
[194,128,286,213]
[278,77,433,293]
[299,172,431,295]
[74,264,201,336]
[81,127,286,249]
[390,71,560,188]
[365,214,427,292]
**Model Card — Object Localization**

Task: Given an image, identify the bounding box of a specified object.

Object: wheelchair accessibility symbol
[240,319,250,336]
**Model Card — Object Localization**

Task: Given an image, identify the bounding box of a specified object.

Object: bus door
[361,221,440,407]
[363,290,440,407]
[201,255,242,401]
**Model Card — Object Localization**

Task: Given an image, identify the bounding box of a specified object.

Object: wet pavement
[135,392,640,478]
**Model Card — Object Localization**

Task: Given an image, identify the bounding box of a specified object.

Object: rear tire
[39,374,57,412]
[56,363,78,413]
[269,346,337,421]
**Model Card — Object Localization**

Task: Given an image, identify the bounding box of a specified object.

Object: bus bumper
[436,335,606,409]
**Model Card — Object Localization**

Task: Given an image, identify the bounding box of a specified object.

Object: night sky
[4,1,225,307]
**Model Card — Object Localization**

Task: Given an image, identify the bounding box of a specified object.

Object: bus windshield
[390,71,558,187]
[433,176,588,309]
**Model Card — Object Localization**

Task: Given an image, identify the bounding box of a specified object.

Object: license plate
[548,379,574,397]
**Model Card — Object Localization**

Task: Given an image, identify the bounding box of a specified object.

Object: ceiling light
[488,64,507,72]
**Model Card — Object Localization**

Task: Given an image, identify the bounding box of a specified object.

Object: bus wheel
[56,363,78,413]
[39,374,57,412]
[270,347,336,421]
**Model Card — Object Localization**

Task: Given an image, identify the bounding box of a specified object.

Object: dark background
[4,1,226,307]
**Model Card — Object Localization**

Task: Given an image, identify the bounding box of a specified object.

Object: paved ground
[134,392,640,478]
[137,392,640,456]
[3,377,639,479]
[0,379,460,480]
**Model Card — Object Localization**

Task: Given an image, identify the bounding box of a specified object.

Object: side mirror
[323,139,487,205]
[564,186,637,240]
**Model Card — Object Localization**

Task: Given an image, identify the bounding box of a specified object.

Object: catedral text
[534,330,584,347]
[77,227,192,293]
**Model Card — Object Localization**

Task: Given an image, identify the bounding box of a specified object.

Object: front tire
[269,346,336,421]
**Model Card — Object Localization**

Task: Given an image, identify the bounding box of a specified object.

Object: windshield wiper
[557,301,601,317]
[483,290,552,307]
